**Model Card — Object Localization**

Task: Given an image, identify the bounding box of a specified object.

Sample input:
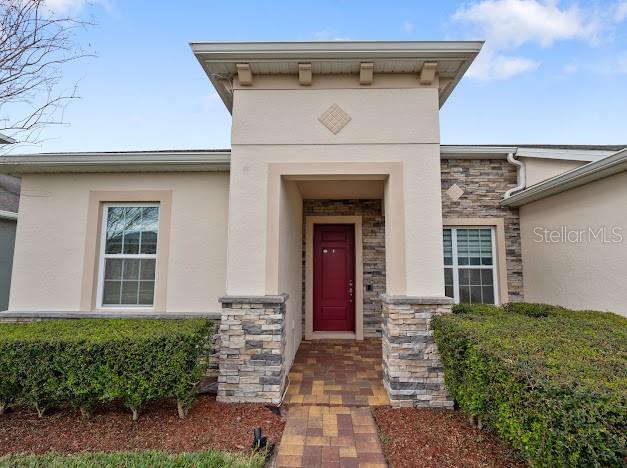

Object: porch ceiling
[295,179,384,199]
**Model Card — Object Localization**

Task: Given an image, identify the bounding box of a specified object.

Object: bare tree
[0,0,93,147]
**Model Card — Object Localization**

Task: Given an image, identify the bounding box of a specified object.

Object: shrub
[451,303,502,316]
[502,302,565,318]
[433,304,627,467]
[0,319,213,420]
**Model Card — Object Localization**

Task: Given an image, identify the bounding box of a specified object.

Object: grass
[0,450,267,468]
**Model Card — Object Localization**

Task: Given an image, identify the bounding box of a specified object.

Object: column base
[217,294,288,404]
[381,294,455,409]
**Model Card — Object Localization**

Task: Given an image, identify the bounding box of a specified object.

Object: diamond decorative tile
[446,183,464,201]
[318,103,351,134]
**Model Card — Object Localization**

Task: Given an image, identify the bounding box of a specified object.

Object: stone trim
[218,293,289,304]
[382,298,454,409]
[217,295,288,404]
[381,295,453,305]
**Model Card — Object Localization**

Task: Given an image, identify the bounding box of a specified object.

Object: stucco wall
[520,172,627,315]
[0,219,16,311]
[302,199,385,337]
[227,79,445,298]
[441,159,524,302]
[10,172,229,313]
[279,180,303,366]
[522,157,585,187]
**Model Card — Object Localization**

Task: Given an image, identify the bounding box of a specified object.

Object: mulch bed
[373,407,525,468]
[0,395,284,455]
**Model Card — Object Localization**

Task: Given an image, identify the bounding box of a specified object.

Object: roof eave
[0,151,232,174]
[190,41,484,112]
[502,149,627,207]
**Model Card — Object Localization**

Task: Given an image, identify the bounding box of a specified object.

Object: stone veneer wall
[302,199,386,337]
[381,297,454,408]
[217,295,287,404]
[441,159,524,302]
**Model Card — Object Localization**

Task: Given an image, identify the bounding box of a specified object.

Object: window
[99,204,159,307]
[443,227,498,304]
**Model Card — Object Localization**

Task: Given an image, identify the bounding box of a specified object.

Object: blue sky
[12,0,627,153]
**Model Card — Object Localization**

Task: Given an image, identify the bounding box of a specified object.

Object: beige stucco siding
[520,172,627,315]
[522,157,585,187]
[278,179,303,366]
[10,172,229,313]
[227,81,444,298]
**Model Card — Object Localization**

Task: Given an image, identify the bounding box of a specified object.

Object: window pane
[105,208,124,254]
[457,229,468,265]
[444,268,453,286]
[139,281,155,305]
[481,269,493,286]
[480,229,493,265]
[469,269,481,285]
[121,281,139,304]
[104,259,122,280]
[470,286,482,304]
[140,259,155,280]
[459,286,470,303]
[123,259,140,280]
[459,269,470,285]
[122,207,142,254]
[102,281,121,305]
[140,207,159,254]
[445,284,454,299]
[443,229,452,266]
[482,286,495,304]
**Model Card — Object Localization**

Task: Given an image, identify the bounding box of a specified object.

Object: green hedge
[0,450,265,468]
[0,319,213,419]
[434,303,627,467]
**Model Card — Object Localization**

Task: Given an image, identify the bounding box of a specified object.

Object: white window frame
[96,202,160,310]
[445,226,500,305]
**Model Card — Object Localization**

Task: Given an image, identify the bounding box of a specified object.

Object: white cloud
[453,0,599,48]
[615,1,627,22]
[451,0,627,80]
[468,51,540,80]
[402,21,414,33]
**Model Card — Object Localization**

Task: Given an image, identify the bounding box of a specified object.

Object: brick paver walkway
[275,340,388,468]
[284,339,389,407]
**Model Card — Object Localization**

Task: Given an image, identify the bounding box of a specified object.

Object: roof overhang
[190,41,484,112]
[515,146,616,162]
[440,145,517,159]
[502,148,627,207]
[0,151,231,174]
[0,209,17,220]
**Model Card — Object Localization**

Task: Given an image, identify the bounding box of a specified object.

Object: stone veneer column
[217,294,288,404]
[381,294,454,408]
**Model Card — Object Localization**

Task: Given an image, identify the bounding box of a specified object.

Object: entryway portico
[196,41,482,407]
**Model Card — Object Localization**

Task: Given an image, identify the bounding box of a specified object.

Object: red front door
[313,224,355,332]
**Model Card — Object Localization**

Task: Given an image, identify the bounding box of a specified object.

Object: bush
[433,304,627,467]
[502,302,565,318]
[0,319,213,419]
[0,450,266,468]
